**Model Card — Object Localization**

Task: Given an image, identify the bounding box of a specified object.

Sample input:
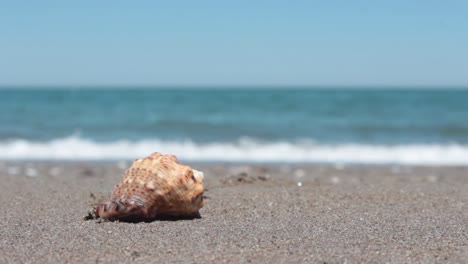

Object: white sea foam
[1,136,468,165]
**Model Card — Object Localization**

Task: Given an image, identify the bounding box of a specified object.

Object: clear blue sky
[1,1,467,87]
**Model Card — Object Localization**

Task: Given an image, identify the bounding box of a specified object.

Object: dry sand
[0,161,467,263]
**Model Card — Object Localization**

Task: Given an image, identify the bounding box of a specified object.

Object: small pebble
[117,160,128,170]
[294,169,305,178]
[25,168,38,177]
[49,167,61,176]
[331,176,341,184]
[7,167,19,175]
[427,175,438,183]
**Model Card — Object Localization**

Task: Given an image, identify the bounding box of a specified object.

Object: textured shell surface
[96,152,205,220]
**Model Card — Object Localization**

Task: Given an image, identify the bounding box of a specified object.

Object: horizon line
[1,84,468,90]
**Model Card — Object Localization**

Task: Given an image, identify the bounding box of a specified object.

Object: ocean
[1,88,468,164]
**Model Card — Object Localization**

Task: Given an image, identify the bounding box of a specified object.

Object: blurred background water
[1,87,467,164]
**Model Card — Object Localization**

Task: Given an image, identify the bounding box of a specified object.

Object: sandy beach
[0,161,467,263]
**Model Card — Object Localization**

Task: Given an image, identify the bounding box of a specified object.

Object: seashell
[96,152,205,220]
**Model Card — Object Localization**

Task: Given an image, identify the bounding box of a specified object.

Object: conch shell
[96,152,205,220]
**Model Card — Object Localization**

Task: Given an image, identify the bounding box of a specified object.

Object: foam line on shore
[2,136,468,165]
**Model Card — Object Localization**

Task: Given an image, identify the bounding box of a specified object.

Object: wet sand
[0,161,467,263]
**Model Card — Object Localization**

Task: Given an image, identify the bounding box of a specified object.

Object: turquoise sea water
[1,88,468,163]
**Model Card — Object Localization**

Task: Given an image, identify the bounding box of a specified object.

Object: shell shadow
[83,207,202,223]
[111,212,202,223]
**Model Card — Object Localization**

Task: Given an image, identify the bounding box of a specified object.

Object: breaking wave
[1,135,468,165]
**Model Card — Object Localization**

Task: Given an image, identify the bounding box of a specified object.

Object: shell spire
[96,152,205,220]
